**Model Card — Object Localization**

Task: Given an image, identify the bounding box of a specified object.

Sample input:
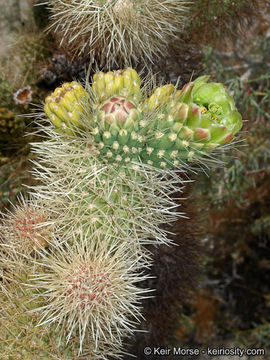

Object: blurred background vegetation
[0,0,269,358]
[176,4,270,355]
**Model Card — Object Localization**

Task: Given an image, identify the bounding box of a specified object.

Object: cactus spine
[0,69,242,358]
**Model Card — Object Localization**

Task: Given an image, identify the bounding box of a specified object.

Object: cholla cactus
[0,68,242,358]
[47,0,189,67]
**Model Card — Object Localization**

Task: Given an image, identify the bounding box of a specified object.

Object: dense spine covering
[0,68,242,358]
[47,0,189,67]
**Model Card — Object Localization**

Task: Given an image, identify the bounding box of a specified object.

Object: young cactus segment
[44,81,90,136]
[0,198,55,293]
[29,235,151,353]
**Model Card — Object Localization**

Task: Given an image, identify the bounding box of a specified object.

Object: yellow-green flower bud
[144,84,174,111]
[92,68,141,104]
[44,81,89,135]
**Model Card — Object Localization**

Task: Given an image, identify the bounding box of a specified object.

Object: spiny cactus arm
[25,235,152,354]
[29,133,182,249]
[0,195,153,357]
[47,0,190,67]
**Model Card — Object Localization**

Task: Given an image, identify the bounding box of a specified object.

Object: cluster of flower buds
[44,69,242,169]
